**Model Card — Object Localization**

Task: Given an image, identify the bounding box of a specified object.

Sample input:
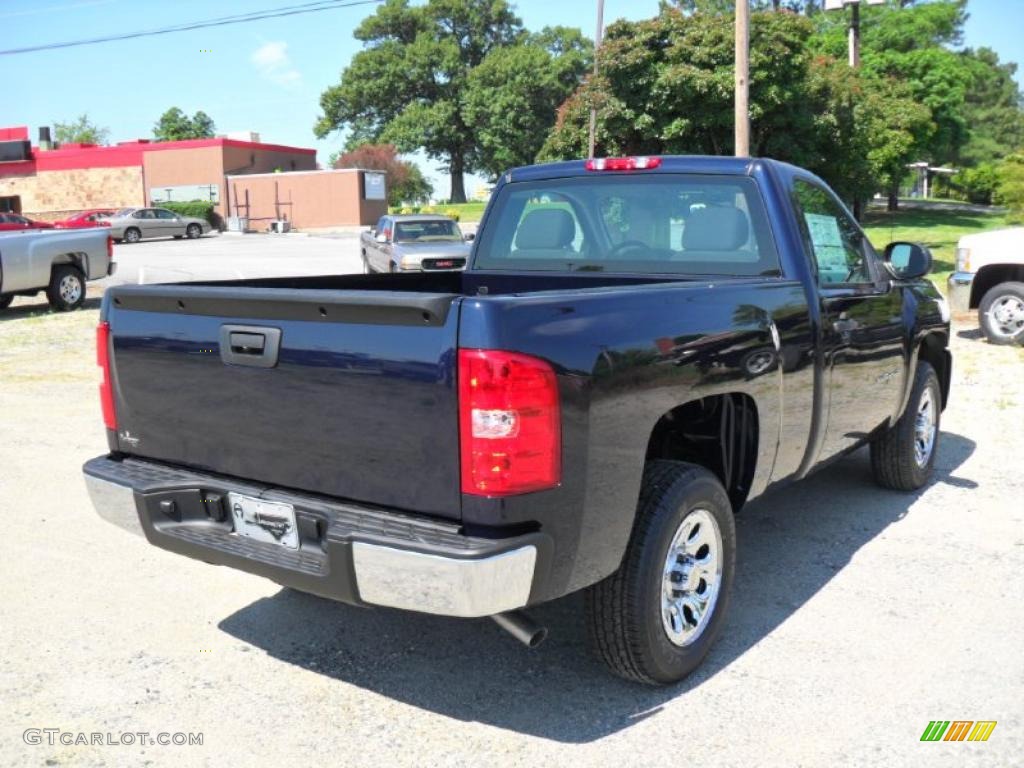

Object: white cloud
[250,41,301,88]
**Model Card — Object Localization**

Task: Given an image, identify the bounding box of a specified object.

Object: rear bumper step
[83,456,548,618]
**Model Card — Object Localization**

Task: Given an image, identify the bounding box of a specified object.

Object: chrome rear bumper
[83,459,541,618]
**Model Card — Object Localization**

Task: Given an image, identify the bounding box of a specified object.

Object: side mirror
[375,233,388,244]
[884,241,932,280]
[464,232,475,242]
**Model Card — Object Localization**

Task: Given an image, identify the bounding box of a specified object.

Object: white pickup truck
[948,226,1024,345]
[0,229,114,311]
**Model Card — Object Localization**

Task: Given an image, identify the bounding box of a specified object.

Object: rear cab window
[474,174,780,276]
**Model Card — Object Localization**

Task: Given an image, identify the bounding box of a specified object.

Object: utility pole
[734,0,750,157]
[848,0,860,67]
[587,0,604,159]
[824,0,884,68]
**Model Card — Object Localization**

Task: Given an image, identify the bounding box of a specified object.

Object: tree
[958,48,1024,166]
[53,113,109,145]
[539,6,930,216]
[314,0,590,202]
[995,151,1024,221]
[153,107,217,141]
[331,143,433,205]
[541,9,823,160]
[811,0,973,171]
[462,27,591,178]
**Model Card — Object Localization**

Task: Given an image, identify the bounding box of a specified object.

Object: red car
[0,212,56,231]
[53,209,115,229]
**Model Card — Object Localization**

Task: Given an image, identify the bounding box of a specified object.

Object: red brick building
[0,125,385,227]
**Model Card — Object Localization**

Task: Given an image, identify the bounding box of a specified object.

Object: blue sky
[1,0,1020,199]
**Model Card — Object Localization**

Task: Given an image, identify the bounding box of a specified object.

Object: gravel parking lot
[0,239,1021,767]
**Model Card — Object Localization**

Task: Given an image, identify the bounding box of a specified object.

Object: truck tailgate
[105,285,463,520]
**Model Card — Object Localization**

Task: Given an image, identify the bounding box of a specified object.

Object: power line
[0,0,383,56]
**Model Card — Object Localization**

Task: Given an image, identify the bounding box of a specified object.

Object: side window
[155,209,175,220]
[374,216,387,234]
[792,180,873,285]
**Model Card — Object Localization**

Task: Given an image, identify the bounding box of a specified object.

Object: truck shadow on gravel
[219,432,975,743]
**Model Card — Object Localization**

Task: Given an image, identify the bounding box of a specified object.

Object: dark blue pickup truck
[84,156,951,684]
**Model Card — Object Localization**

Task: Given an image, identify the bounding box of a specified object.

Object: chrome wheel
[744,350,775,376]
[914,388,936,468]
[661,508,723,647]
[59,273,82,304]
[985,294,1024,340]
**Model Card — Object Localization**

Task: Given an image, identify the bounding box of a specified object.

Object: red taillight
[106,234,113,259]
[584,156,662,171]
[458,349,560,497]
[96,321,117,430]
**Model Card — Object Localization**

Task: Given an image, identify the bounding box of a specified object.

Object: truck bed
[103,271,686,519]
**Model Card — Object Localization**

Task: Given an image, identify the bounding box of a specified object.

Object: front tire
[870,361,941,491]
[186,223,202,239]
[0,294,13,310]
[979,282,1024,345]
[585,461,736,685]
[46,265,86,311]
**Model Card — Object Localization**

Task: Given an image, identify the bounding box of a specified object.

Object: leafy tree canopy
[53,113,109,145]
[153,107,217,141]
[539,7,930,211]
[314,0,591,202]
[542,0,1022,211]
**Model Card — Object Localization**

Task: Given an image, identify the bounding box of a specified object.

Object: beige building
[226,169,387,230]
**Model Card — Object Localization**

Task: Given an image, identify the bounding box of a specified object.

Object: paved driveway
[102,231,363,287]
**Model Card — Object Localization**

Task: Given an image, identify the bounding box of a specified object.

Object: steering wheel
[607,240,652,259]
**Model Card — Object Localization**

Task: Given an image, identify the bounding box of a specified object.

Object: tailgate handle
[230,332,265,354]
[219,325,282,368]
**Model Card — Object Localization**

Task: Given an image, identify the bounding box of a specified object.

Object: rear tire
[978,282,1024,345]
[186,223,202,239]
[46,265,86,312]
[123,227,141,244]
[0,294,13,310]
[870,361,941,491]
[585,461,736,685]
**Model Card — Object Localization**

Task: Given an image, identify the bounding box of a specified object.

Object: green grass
[389,201,488,222]
[441,202,488,222]
[862,206,1010,292]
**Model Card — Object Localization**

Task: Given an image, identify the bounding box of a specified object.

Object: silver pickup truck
[360,214,472,273]
[0,229,115,311]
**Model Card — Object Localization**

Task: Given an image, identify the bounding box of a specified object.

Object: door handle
[219,325,281,368]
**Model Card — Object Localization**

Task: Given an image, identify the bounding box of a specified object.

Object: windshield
[393,219,462,243]
[473,174,779,276]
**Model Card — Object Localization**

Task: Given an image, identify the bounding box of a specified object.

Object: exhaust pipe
[491,610,547,649]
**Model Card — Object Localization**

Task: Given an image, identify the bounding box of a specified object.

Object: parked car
[0,228,114,311]
[84,155,950,685]
[53,209,115,229]
[0,212,55,231]
[360,214,472,273]
[104,207,210,243]
[948,226,1024,345]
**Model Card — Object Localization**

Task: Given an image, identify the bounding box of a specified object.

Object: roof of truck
[505,155,769,183]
